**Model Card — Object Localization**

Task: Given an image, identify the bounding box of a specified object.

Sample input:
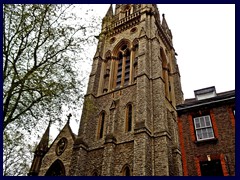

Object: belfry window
[111,40,137,90]
[115,45,131,89]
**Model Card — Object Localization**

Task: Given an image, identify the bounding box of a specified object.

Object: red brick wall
[210,109,219,139]
[178,103,235,176]
[227,106,235,128]
[187,114,196,142]
[178,117,188,176]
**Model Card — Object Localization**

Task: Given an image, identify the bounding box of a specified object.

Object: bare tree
[3,4,99,130]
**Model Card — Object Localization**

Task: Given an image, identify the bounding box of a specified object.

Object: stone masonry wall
[72,4,183,176]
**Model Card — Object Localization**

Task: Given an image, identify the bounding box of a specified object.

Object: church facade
[29,4,187,176]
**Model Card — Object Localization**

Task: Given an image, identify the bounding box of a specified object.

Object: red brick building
[177,86,235,176]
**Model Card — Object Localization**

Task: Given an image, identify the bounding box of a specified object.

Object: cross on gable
[67,113,72,123]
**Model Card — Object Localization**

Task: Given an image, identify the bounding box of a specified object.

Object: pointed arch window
[115,45,131,89]
[122,165,131,176]
[125,6,131,17]
[93,172,98,176]
[92,170,99,176]
[126,104,133,132]
[98,111,105,139]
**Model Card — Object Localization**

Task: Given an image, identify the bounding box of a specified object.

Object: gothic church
[29,4,184,176]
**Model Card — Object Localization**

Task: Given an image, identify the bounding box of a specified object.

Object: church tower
[69,4,184,176]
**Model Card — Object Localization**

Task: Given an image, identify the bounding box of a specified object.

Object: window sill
[194,138,218,146]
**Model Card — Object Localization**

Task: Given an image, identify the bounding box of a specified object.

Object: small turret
[35,121,50,152]
[105,4,113,17]
[101,4,114,32]
[28,121,51,176]
[162,14,173,39]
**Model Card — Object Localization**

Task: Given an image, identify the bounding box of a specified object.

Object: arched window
[125,6,131,17]
[92,170,99,176]
[112,40,132,90]
[98,111,105,139]
[126,104,133,132]
[122,165,131,176]
[93,172,98,176]
[115,45,131,89]
[45,159,66,176]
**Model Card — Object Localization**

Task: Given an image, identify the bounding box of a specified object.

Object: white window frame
[193,115,215,141]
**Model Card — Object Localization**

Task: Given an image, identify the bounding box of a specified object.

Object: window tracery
[100,39,139,93]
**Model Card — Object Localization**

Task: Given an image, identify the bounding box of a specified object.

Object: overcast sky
[54,4,235,136]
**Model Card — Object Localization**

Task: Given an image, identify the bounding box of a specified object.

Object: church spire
[28,121,51,176]
[162,14,169,30]
[35,120,51,152]
[105,4,113,17]
[162,13,173,39]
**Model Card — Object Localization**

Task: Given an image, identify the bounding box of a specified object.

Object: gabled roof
[42,120,77,155]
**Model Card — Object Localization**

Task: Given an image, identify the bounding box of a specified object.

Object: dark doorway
[200,159,223,176]
[45,159,66,176]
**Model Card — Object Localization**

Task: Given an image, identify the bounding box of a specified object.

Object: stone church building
[28,4,235,176]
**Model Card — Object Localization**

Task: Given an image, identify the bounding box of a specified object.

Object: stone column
[133,122,152,176]
[108,57,115,90]
[101,104,117,176]
[69,138,88,175]
[153,135,170,176]
[173,148,183,175]
[101,135,117,176]
[98,60,106,95]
